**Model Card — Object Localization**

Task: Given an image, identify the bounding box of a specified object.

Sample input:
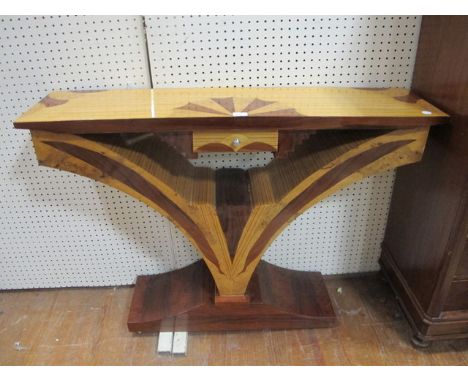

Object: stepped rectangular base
[128,260,337,332]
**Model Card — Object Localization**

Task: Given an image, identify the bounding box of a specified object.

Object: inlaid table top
[14,87,448,133]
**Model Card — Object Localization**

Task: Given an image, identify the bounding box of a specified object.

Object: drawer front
[193,130,278,153]
[443,279,468,311]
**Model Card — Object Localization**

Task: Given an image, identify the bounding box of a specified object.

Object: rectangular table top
[14,87,448,133]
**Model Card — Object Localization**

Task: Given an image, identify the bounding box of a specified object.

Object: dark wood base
[380,246,468,343]
[127,260,337,332]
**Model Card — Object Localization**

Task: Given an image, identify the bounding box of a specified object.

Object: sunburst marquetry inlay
[175,97,303,117]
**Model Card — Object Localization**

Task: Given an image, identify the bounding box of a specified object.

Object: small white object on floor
[172,331,188,356]
[156,331,188,356]
[156,331,174,354]
[14,341,27,351]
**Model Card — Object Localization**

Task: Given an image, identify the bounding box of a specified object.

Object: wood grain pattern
[1,275,467,365]
[215,169,252,258]
[17,115,449,134]
[14,87,447,133]
[243,139,414,270]
[231,128,428,290]
[127,260,337,332]
[276,130,316,158]
[154,132,197,159]
[31,126,429,297]
[193,129,278,152]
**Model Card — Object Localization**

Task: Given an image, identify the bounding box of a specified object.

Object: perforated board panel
[0,16,421,289]
[145,15,420,88]
[145,15,421,274]
[0,16,177,289]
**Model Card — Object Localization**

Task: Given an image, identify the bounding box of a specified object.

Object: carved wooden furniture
[380,16,468,346]
[14,87,447,332]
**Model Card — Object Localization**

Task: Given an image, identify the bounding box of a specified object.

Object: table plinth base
[127,260,337,332]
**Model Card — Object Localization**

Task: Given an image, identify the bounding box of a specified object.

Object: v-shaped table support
[30,127,428,331]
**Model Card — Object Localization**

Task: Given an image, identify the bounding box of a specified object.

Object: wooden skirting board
[15,87,448,332]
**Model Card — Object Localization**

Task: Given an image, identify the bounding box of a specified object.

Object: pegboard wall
[0,16,421,289]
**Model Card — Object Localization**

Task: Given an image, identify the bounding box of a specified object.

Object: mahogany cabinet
[380,16,468,345]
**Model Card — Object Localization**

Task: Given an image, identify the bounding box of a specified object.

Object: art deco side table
[14,87,447,332]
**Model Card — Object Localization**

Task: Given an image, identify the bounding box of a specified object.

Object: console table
[14,87,447,332]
